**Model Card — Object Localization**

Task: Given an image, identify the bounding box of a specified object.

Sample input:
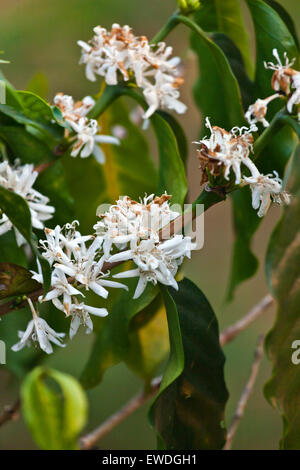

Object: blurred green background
[0,0,299,450]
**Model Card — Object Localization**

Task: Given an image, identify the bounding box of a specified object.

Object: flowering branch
[223,335,264,450]
[79,377,161,450]
[220,294,274,347]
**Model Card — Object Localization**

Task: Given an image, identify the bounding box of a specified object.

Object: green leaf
[125,295,170,382]
[264,1,299,50]
[211,32,255,110]
[189,15,245,132]
[0,185,33,242]
[17,90,64,138]
[80,279,158,389]
[0,125,54,163]
[264,146,300,449]
[0,231,27,266]
[157,111,188,165]
[150,278,228,450]
[194,0,253,76]
[21,367,88,450]
[151,113,187,206]
[26,72,49,99]
[63,98,157,233]
[0,262,40,300]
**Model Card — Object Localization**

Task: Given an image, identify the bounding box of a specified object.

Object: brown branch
[80,377,161,450]
[220,294,273,347]
[0,398,21,428]
[223,335,264,450]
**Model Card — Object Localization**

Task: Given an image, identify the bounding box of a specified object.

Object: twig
[219,294,273,347]
[223,335,265,450]
[80,377,161,450]
[0,399,21,427]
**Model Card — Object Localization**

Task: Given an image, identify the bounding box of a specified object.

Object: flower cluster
[195,118,258,185]
[0,161,54,245]
[53,93,119,163]
[78,24,186,119]
[94,194,195,298]
[12,194,193,354]
[195,118,290,217]
[245,49,300,127]
[32,221,127,339]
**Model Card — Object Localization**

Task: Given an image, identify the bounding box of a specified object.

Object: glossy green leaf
[21,367,88,450]
[265,1,299,50]
[264,146,300,449]
[194,0,253,76]
[150,278,228,450]
[157,111,188,165]
[125,295,169,382]
[17,90,64,138]
[0,185,32,242]
[0,262,40,300]
[211,32,254,110]
[189,15,245,132]
[0,125,54,163]
[151,113,187,206]
[80,279,158,389]
[0,231,27,266]
[63,98,157,233]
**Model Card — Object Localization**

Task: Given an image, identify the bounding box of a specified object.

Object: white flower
[34,221,127,336]
[69,302,108,339]
[78,24,185,118]
[0,161,54,245]
[54,93,95,123]
[195,118,258,184]
[243,171,290,217]
[94,193,180,258]
[264,48,296,94]
[11,299,65,354]
[245,94,280,128]
[143,72,186,119]
[109,235,195,299]
[69,118,120,163]
[78,24,133,84]
[53,93,119,163]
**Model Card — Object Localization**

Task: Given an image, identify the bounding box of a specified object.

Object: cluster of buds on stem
[177,0,201,14]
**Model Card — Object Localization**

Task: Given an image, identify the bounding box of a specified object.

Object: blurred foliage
[0,0,300,451]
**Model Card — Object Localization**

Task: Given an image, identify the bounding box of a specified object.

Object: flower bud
[177,0,201,14]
